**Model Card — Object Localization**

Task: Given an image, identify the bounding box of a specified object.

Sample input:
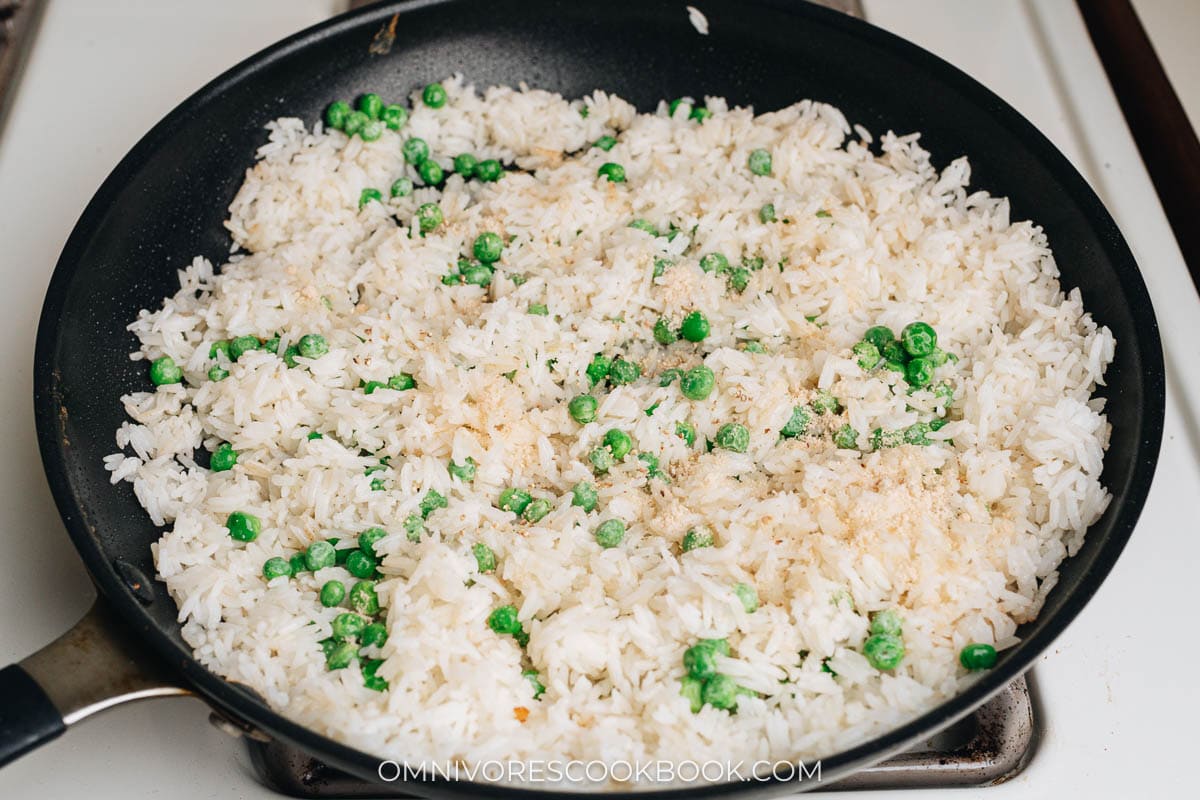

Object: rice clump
[105,76,1114,788]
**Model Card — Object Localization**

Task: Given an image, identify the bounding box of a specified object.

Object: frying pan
[0,0,1164,793]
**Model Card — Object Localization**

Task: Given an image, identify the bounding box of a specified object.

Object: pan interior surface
[33,0,1162,793]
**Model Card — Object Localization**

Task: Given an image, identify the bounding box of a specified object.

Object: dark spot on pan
[369,14,398,56]
[114,559,155,605]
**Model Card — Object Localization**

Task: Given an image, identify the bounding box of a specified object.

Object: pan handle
[0,599,191,768]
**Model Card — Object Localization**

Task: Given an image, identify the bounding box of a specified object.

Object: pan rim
[31,0,1165,793]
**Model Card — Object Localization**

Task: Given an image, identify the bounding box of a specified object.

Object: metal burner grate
[242,676,1036,796]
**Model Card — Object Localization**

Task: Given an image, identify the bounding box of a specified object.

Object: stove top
[236,677,1035,795]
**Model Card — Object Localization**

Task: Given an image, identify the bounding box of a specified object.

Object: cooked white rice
[105,76,1114,788]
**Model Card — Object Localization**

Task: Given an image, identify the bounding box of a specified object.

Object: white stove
[1,1,1197,797]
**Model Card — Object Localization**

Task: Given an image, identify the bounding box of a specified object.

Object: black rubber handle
[0,664,66,768]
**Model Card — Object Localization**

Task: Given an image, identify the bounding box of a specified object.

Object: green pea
[597,162,625,182]
[419,490,447,519]
[594,518,625,548]
[348,580,379,615]
[811,390,841,415]
[585,353,612,386]
[589,446,615,474]
[528,303,549,316]
[262,556,292,580]
[381,104,407,130]
[332,612,366,640]
[343,110,369,136]
[603,428,633,460]
[864,633,905,670]
[325,100,351,130]
[359,120,383,142]
[361,622,388,648]
[325,641,357,670]
[870,610,903,637]
[319,580,345,607]
[747,148,772,176]
[149,355,183,386]
[675,421,696,447]
[209,340,231,360]
[571,481,598,512]
[403,514,424,543]
[358,93,383,119]
[734,582,759,613]
[473,232,504,264]
[290,554,309,575]
[567,394,598,424]
[498,487,532,515]
[416,202,443,232]
[402,137,429,164]
[487,604,522,635]
[207,366,229,382]
[959,643,998,670]
[714,422,750,452]
[680,676,704,713]
[833,424,859,449]
[853,340,881,370]
[653,257,673,278]
[593,135,617,151]
[637,452,663,478]
[608,358,640,385]
[727,267,751,293]
[226,511,260,542]
[359,187,383,209]
[659,368,682,387]
[361,657,388,690]
[522,498,552,523]
[681,525,715,552]
[759,203,776,223]
[297,334,328,359]
[680,365,715,401]
[210,442,238,472]
[461,263,492,286]
[628,218,658,236]
[345,550,378,579]
[679,311,710,342]
[863,326,895,352]
[702,674,741,710]
[261,336,281,355]
[362,380,386,395]
[473,542,496,573]
[780,406,810,439]
[668,97,688,117]
[652,317,677,345]
[305,540,335,570]
[383,373,413,392]
[390,177,414,197]
[683,641,721,680]
[903,421,932,446]
[690,106,712,122]
[901,321,937,357]
[280,346,300,368]
[699,252,729,273]
[418,159,444,185]
[523,669,546,700]
[870,428,903,450]
[422,82,447,108]
[448,457,476,482]
[453,153,478,177]
[475,159,503,182]
[906,356,934,388]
